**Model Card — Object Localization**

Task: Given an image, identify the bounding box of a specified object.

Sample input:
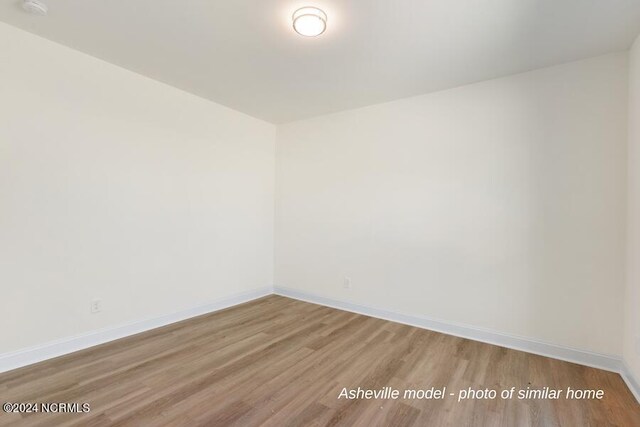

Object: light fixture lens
[22,0,48,15]
[292,7,327,37]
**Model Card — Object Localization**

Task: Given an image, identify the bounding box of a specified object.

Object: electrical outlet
[343,277,352,289]
[636,337,640,356]
[90,299,102,314]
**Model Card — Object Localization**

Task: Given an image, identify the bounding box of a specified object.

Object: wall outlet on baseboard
[343,277,352,289]
[90,299,102,314]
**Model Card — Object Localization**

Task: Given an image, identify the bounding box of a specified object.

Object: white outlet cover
[91,299,102,313]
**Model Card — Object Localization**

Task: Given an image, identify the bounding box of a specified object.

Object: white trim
[0,286,273,374]
[273,286,622,373]
[3,284,637,405]
[621,362,640,403]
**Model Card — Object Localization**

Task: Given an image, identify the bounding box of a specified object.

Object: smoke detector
[22,0,48,15]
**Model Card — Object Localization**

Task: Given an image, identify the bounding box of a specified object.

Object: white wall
[625,35,640,382]
[276,53,628,356]
[0,18,632,368]
[0,23,275,354]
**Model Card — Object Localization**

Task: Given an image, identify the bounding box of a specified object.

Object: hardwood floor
[0,295,638,426]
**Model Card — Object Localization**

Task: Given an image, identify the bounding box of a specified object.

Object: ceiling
[2,0,640,124]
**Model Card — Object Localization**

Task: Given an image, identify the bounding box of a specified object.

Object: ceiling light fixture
[22,0,48,15]
[292,7,327,37]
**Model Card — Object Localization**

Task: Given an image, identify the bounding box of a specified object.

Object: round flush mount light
[22,0,48,15]
[292,7,327,37]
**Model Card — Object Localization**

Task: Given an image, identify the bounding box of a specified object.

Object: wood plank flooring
[0,295,639,426]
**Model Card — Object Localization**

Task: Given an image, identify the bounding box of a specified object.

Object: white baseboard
[621,362,640,403]
[3,285,637,405]
[0,286,273,374]
[273,286,622,374]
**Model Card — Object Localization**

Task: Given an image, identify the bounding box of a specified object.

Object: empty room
[1,0,640,426]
